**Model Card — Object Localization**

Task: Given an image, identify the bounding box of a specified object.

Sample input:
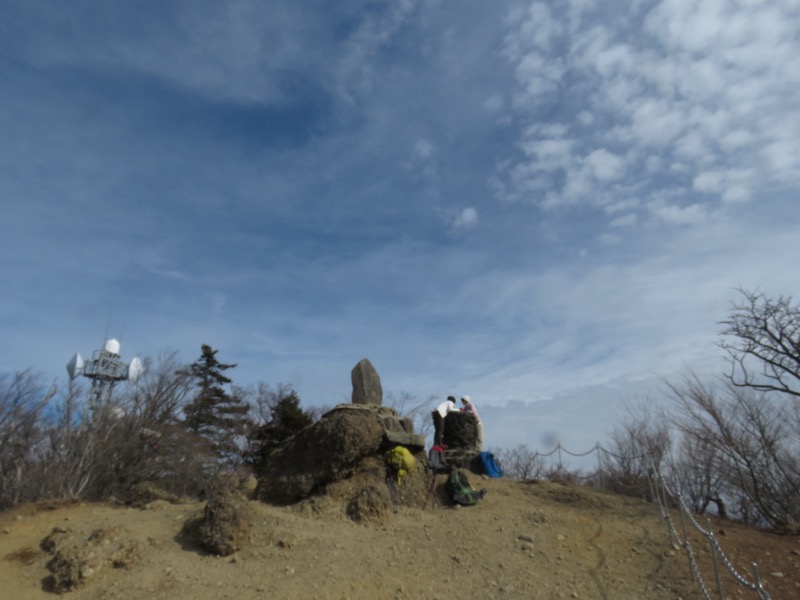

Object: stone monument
[351,358,383,405]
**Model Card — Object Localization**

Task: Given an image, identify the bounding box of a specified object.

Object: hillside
[1,477,797,599]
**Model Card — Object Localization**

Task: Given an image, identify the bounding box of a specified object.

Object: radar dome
[105,339,121,355]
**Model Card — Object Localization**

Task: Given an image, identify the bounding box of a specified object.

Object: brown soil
[1,477,798,599]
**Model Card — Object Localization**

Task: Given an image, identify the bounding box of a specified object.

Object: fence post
[707,519,723,600]
[671,492,696,583]
[557,442,564,475]
[647,469,657,506]
[659,475,677,547]
[751,563,768,600]
[595,443,603,489]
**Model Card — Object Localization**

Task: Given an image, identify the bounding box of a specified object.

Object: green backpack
[447,470,487,506]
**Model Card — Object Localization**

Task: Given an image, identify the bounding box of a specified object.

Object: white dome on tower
[104,338,121,355]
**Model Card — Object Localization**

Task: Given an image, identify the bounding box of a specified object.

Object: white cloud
[609,214,637,227]
[496,0,800,235]
[693,169,753,203]
[335,0,418,102]
[693,170,723,194]
[585,148,625,181]
[414,138,434,160]
[647,201,707,225]
[450,207,479,233]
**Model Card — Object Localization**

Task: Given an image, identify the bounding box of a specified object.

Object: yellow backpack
[385,446,416,484]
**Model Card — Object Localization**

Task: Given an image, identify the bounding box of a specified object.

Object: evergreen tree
[248,389,313,472]
[182,345,251,464]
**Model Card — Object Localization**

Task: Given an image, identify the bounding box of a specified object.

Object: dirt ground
[2,476,798,600]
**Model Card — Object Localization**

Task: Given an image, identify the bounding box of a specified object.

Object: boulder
[442,410,479,449]
[196,488,253,556]
[256,404,424,505]
[351,358,383,405]
[43,526,140,593]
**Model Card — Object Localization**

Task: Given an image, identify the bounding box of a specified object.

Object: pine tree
[248,389,313,472]
[182,345,251,464]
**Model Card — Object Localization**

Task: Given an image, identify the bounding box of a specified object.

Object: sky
[3,0,800,453]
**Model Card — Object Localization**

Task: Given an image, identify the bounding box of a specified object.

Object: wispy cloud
[2,1,800,454]
[495,0,800,234]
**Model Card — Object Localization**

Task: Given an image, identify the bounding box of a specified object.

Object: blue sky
[3,0,800,452]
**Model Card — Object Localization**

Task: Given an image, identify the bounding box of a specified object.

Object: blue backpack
[477,451,503,478]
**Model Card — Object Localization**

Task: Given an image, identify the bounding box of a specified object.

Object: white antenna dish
[66,353,84,380]
[128,356,144,384]
[66,333,142,414]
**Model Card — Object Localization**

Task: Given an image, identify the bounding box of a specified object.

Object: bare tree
[669,374,800,527]
[385,391,436,442]
[671,434,728,518]
[0,371,55,509]
[719,288,800,398]
[493,444,544,480]
[33,353,212,503]
[600,400,672,499]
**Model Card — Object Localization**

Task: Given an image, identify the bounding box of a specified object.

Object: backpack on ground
[476,451,503,478]
[426,445,449,474]
[447,469,487,506]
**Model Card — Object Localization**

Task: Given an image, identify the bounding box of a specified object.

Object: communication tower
[66,339,143,413]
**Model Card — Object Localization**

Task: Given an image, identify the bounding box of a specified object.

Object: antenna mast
[66,336,143,415]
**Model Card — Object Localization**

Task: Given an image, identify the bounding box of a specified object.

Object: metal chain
[558,442,600,457]
[529,442,774,600]
[654,470,772,600]
[596,445,649,462]
[649,472,713,600]
[708,533,770,597]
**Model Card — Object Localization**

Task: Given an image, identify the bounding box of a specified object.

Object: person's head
[447,395,456,402]
[461,395,471,405]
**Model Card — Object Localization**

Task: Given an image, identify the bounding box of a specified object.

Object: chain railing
[653,470,772,600]
[520,442,774,600]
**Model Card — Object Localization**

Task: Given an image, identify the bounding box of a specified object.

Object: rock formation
[442,411,481,469]
[351,358,382,405]
[196,487,253,556]
[255,358,435,517]
[255,404,424,505]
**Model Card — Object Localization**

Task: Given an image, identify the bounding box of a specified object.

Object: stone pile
[256,359,426,509]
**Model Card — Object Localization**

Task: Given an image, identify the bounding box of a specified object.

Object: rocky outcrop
[196,488,253,556]
[256,404,424,505]
[442,411,480,468]
[351,358,383,405]
[42,526,140,593]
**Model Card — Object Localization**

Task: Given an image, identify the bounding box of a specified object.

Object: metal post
[672,494,695,581]
[660,476,677,547]
[557,443,563,475]
[707,520,723,600]
[751,563,768,600]
[595,443,603,489]
[647,471,658,507]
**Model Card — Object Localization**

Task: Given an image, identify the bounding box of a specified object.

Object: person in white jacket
[431,396,456,446]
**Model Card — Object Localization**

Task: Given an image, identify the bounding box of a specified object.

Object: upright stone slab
[351,358,383,405]
[442,411,481,469]
[442,410,478,449]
